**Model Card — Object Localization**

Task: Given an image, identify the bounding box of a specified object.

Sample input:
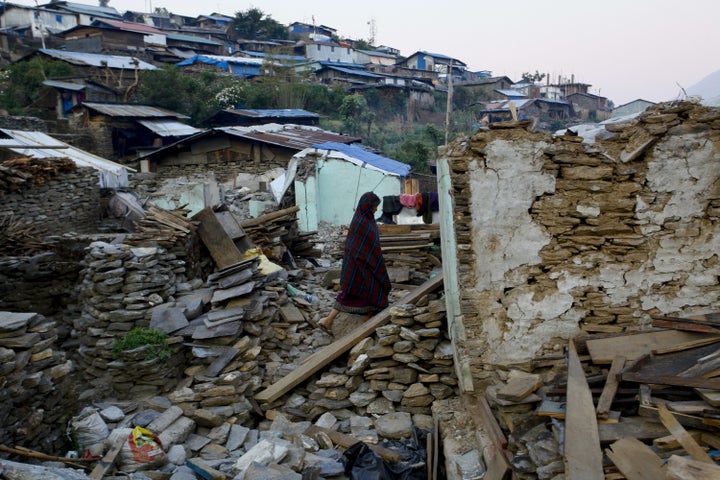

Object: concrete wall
[444,101,720,377]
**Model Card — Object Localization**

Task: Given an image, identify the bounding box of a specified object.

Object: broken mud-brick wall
[443,101,720,377]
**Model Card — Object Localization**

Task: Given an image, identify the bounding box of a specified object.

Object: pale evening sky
[13,0,720,106]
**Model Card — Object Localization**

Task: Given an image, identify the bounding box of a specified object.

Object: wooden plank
[695,389,720,407]
[652,335,720,355]
[304,425,401,462]
[657,403,714,464]
[186,457,227,480]
[483,444,511,480]
[598,416,668,443]
[564,339,604,480]
[89,435,125,480]
[193,208,244,269]
[470,394,507,450]
[605,437,664,480]
[239,205,299,228]
[622,372,720,390]
[652,317,720,334]
[653,430,703,450]
[496,375,542,402]
[586,330,718,364]
[596,355,626,419]
[253,274,443,404]
[665,455,720,480]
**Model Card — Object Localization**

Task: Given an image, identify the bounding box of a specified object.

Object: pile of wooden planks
[0,214,45,255]
[239,206,321,261]
[377,224,441,271]
[125,205,198,247]
[480,317,720,479]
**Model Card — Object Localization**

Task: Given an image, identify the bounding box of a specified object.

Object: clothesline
[379,192,439,225]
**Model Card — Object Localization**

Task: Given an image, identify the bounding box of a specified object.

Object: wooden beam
[564,339,604,480]
[657,404,714,464]
[89,435,125,480]
[192,208,244,269]
[253,274,444,404]
[596,355,626,419]
[665,455,720,480]
[605,437,664,480]
[239,205,299,228]
[304,425,401,462]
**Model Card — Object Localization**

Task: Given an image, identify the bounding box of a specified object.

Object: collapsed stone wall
[1,166,101,236]
[445,101,720,375]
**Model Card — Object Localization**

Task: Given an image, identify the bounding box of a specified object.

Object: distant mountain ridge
[687,68,720,106]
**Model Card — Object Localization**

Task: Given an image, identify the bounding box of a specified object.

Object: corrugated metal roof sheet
[226,109,320,119]
[219,124,360,150]
[93,19,166,35]
[42,79,86,91]
[138,119,202,137]
[167,33,222,46]
[40,49,157,70]
[324,66,383,78]
[0,129,132,188]
[311,142,411,177]
[82,102,190,119]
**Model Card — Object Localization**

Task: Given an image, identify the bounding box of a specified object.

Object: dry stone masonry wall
[445,101,720,376]
[1,166,101,236]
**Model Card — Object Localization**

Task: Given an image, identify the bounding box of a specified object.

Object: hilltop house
[21,49,157,91]
[136,124,361,183]
[176,54,266,78]
[204,109,321,128]
[66,102,201,160]
[0,3,78,40]
[61,19,167,53]
[567,92,611,121]
[612,99,655,118]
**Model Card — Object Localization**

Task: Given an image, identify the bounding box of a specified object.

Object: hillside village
[1,2,720,480]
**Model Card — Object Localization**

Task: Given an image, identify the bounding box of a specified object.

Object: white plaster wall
[468,131,720,365]
[469,138,554,291]
[311,158,401,227]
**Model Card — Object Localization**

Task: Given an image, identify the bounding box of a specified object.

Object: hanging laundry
[429,191,439,212]
[400,193,416,208]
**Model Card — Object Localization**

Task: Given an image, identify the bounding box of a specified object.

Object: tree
[0,58,74,114]
[136,67,234,124]
[339,94,375,136]
[521,70,546,83]
[231,8,288,41]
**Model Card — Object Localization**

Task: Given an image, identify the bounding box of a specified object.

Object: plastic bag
[71,407,109,448]
[119,426,166,472]
[341,439,427,480]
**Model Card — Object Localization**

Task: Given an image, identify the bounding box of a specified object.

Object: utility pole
[34,0,45,49]
[444,60,453,146]
[367,18,376,45]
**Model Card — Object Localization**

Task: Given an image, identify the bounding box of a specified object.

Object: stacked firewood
[124,205,198,247]
[0,214,46,255]
[0,157,76,195]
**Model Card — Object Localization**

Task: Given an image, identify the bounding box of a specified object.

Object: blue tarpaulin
[313,142,411,177]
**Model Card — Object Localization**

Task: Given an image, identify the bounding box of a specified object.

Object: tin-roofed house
[61,18,167,54]
[25,49,157,92]
[66,102,202,161]
[291,142,411,231]
[204,109,320,128]
[138,124,361,180]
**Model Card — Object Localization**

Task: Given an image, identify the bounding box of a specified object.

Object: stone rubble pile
[72,242,190,398]
[0,311,75,451]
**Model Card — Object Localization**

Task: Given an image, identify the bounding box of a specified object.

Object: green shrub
[113,328,172,362]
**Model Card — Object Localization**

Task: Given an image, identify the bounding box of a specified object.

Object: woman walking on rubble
[318,192,391,334]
